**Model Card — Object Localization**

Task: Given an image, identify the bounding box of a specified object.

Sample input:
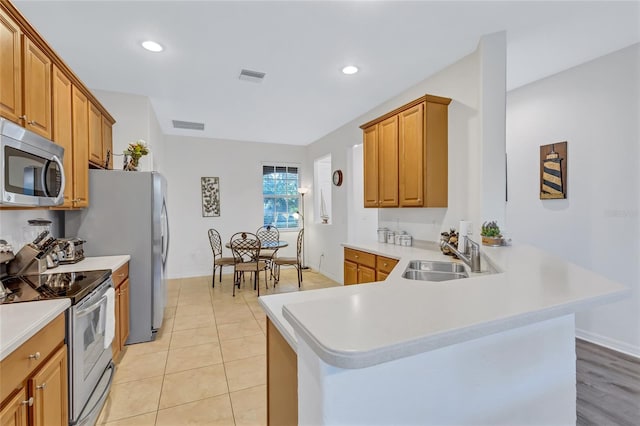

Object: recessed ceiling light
[342,65,359,75]
[141,41,163,52]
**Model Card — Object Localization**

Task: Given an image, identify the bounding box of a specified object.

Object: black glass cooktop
[0,269,111,305]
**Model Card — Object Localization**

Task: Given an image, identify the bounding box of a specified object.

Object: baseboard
[576,328,640,359]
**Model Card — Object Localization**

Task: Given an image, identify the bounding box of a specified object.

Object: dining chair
[256,225,279,279]
[208,229,235,288]
[229,232,269,296]
[273,229,304,288]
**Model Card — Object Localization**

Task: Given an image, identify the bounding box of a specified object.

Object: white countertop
[44,255,130,274]
[0,255,130,361]
[0,299,70,361]
[259,241,628,369]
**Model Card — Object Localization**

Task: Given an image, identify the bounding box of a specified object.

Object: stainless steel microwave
[1,118,65,207]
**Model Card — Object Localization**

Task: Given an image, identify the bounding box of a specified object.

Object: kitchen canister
[377,228,388,243]
[395,231,407,245]
[386,230,396,244]
[400,235,413,246]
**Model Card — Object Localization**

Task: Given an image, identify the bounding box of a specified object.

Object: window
[262,165,300,229]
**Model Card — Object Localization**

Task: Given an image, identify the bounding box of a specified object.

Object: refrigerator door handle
[161,198,170,268]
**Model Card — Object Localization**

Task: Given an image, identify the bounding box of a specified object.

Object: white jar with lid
[377,228,388,243]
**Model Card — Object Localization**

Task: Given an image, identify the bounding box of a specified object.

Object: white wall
[162,135,306,279]
[93,90,164,172]
[506,43,640,356]
[0,210,64,249]
[305,33,507,282]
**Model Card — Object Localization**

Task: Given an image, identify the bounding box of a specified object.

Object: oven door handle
[76,294,107,317]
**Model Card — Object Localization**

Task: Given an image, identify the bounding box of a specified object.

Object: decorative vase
[123,155,140,171]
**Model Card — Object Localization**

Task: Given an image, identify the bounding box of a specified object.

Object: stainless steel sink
[406,260,467,274]
[402,260,469,282]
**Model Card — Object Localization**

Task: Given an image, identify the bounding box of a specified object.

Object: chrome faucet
[440,236,481,273]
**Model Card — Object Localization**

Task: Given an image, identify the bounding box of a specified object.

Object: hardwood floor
[576,338,640,426]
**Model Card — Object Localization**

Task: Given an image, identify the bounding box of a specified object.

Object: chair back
[256,225,279,249]
[208,229,223,257]
[296,228,304,263]
[229,232,261,263]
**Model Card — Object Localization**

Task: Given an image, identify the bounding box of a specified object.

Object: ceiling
[13,1,640,146]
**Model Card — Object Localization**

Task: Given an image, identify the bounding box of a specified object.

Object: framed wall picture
[540,142,567,199]
[201,177,220,217]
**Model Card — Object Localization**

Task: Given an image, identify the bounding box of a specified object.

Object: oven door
[69,278,114,423]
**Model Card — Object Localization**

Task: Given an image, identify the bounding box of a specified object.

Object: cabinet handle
[18,115,26,121]
[28,352,41,360]
[355,255,359,259]
[383,262,388,267]
[21,397,34,406]
[27,120,35,125]
[36,383,47,390]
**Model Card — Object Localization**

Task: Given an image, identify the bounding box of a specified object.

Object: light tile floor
[97,268,339,425]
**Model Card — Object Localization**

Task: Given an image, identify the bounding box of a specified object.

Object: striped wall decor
[540,142,567,199]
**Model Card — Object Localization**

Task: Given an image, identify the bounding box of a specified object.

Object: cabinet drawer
[376,256,398,274]
[344,248,376,269]
[0,313,65,403]
[113,262,129,287]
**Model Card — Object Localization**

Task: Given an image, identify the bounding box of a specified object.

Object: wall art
[201,177,220,217]
[540,142,567,199]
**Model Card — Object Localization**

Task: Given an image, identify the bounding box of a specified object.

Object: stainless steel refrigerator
[65,170,169,344]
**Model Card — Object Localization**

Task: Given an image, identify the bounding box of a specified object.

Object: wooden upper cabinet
[102,116,113,169]
[52,65,73,208]
[88,102,102,165]
[399,102,424,207]
[378,115,399,207]
[424,100,450,207]
[71,87,89,208]
[363,125,379,207]
[23,37,52,139]
[0,7,22,123]
[360,94,451,208]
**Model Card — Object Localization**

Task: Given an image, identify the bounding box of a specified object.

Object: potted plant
[123,139,150,171]
[481,221,504,246]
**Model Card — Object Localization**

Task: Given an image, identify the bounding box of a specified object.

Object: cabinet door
[0,387,28,426]
[88,102,102,165]
[52,66,73,208]
[399,102,425,207]
[363,125,379,208]
[101,116,113,169]
[23,37,52,139]
[71,87,89,208]
[424,101,449,207]
[358,265,376,284]
[119,278,130,347]
[0,8,22,124]
[377,271,389,281]
[30,345,67,426]
[112,287,121,360]
[344,260,358,285]
[378,115,399,207]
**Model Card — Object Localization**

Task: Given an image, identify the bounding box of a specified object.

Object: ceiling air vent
[239,69,266,83]
[172,120,205,131]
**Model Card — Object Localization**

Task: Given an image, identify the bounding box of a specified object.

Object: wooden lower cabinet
[267,319,297,426]
[0,388,28,426]
[344,248,395,285]
[29,346,67,426]
[0,314,67,426]
[112,262,130,361]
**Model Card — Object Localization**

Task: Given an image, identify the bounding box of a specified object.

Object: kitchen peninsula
[259,242,628,425]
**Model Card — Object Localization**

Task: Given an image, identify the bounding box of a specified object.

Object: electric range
[0,269,111,305]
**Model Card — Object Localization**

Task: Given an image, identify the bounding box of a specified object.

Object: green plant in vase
[481,221,504,246]
[123,139,150,171]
